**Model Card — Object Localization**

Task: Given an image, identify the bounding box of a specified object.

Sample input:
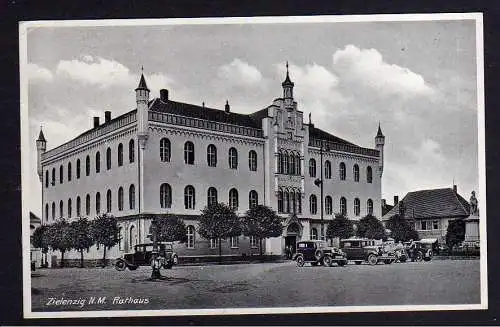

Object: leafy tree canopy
[446,219,466,248]
[385,214,420,242]
[32,225,50,253]
[46,219,73,252]
[90,214,119,249]
[198,202,241,240]
[150,214,188,243]
[69,217,94,251]
[326,213,355,240]
[356,214,387,240]
[241,205,283,239]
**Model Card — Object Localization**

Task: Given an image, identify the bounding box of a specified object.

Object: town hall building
[36,65,385,263]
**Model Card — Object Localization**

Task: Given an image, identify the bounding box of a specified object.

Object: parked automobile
[405,240,433,262]
[381,241,407,263]
[293,240,347,267]
[339,238,396,265]
[115,242,177,271]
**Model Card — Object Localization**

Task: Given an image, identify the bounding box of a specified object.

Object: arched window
[309,159,316,177]
[283,153,289,174]
[106,147,111,170]
[278,190,283,213]
[59,165,63,184]
[129,185,135,210]
[310,195,317,214]
[108,189,114,212]
[248,150,257,171]
[340,197,347,215]
[339,162,346,181]
[85,194,90,216]
[207,187,217,207]
[76,159,81,179]
[51,202,55,220]
[296,154,302,175]
[207,144,217,167]
[289,155,296,175]
[353,164,359,182]
[76,196,81,217]
[59,200,63,218]
[367,199,374,215]
[129,225,136,248]
[160,183,172,208]
[184,185,195,209]
[118,143,123,167]
[117,188,123,211]
[229,188,239,210]
[129,139,135,163]
[229,147,238,169]
[325,160,332,179]
[95,151,100,173]
[277,151,283,173]
[160,138,171,162]
[310,228,318,240]
[354,198,360,216]
[51,167,55,185]
[325,196,333,215]
[68,198,72,218]
[45,171,49,188]
[186,225,195,248]
[284,190,290,213]
[67,162,72,182]
[45,203,48,221]
[367,166,373,183]
[249,190,258,208]
[96,192,101,215]
[296,191,302,214]
[184,141,195,164]
[86,155,90,176]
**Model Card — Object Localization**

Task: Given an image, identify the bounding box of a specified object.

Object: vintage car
[405,240,433,262]
[339,238,396,265]
[115,242,178,271]
[381,241,408,263]
[293,240,348,267]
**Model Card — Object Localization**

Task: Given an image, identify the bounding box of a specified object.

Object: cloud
[217,59,263,87]
[333,45,434,98]
[27,63,53,82]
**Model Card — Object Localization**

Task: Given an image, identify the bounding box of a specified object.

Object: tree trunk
[218,237,222,264]
[102,246,107,268]
[80,249,84,268]
[60,250,65,268]
[259,238,263,261]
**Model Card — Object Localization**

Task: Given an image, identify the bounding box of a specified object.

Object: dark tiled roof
[37,129,46,142]
[150,99,262,129]
[309,125,356,146]
[382,188,470,220]
[72,109,138,140]
[30,212,41,223]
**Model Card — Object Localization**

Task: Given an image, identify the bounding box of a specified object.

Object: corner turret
[375,122,385,177]
[282,61,294,100]
[136,71,150,148]
[36,127,47,182]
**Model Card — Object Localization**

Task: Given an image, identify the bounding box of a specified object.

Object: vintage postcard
[20,13,487,318]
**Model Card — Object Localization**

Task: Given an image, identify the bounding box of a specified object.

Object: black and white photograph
[20,14,487,318]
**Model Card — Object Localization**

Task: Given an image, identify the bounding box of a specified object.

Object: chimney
[453,184,457,194]
[160,89,169,102]
[105,111,111,123]
[93,117,100,128]
[225,100,230,113]
[394,195,399,206]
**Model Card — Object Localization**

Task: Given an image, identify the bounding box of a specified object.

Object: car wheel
[115,260,126,271]
[323,255,332,267]
[355,261,362,265]
[415,252,424,262]
[337,260,346,267]
[367,254,378,266]
[128,265,138,271]
[296,255,305,267]
[173,255,178,265]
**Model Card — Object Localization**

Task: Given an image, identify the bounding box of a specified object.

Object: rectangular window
[230,236,239,248]
[250,236,258,248]
[210,238,219,249]
[421,221,427,230]
[433,220,439,230]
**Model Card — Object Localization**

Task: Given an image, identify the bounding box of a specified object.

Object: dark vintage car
[405,240,433,262]
[293,240,347,267]
[115,242,178,271]
[339,238,396,265]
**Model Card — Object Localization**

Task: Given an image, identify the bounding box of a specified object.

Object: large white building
[36,66,385,263]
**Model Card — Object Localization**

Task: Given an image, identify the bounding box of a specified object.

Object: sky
[23,16,482,217]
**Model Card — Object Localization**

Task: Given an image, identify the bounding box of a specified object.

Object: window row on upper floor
[45,139,135,188]
[277,151,301,175]
[308,195,374,217]
[159,183,259,211]
[159,138,258,171]
[44,184,136,221]
[309,159,373,183]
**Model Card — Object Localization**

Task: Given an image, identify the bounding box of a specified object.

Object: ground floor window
[310,228,318,240]
[209,238,219,249]
[187,225,195,248]
[250,236,258,248]
[230,236,239,248]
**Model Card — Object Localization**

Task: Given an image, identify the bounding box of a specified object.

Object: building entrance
[285,236,297,258]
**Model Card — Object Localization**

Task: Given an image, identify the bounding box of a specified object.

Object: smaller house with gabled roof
[381,186,470,244]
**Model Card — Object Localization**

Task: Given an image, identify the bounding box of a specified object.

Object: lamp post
[314,140,329,241]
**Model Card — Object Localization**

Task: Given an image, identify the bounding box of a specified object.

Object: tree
[90,214,119,267]
[241,205,283,257]
[446,219,466,248]
[150,215,188,243]
[356,214,387,240]
[326,213,355,240]
[46,219,73,267]
[198,202,241,263]
[385,214,420,242]
[69,218,94,268]
[32,225,50,267]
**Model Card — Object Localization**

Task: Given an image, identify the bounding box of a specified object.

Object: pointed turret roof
[376,123,384,138]
[135,73,149,91]
[282,61,294,86]
[37,128,46,142]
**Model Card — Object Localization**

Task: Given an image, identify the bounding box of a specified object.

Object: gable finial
[141,65,144,73]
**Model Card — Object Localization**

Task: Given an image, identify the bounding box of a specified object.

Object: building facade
[36,66,384,262]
